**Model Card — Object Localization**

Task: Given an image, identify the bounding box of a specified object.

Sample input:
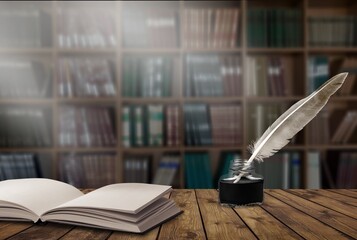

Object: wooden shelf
[184,97,243,103]
[121,98,181,104]
[308,47,357,53]
[247,48,304,53]
[0,0,356,189]
[0,148,54,153]
[183,48,242,53]
[121,48,180,54]
[56,147,118,153]
[57,98,117,104]
[122,147,181,153]
[0,48,53,54]
[184,146,244,152]
[57,48,117,54]
[246,96,303,102]
[0,99,53,105]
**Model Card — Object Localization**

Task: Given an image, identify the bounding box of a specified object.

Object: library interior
[0,0,356,190]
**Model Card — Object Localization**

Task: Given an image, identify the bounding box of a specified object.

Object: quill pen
[228,72,348,183]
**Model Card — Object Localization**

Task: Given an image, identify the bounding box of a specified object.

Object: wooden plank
[0,222,33,240]
[195,190,256,240]
[234,205,302,240]
[158,190,206,239]
[261,193,350,239]
[60,227,111,240]
[328,189,357,198]
[8,223,73,240]
[287,189,357,219]
[267,190,357,239]
[317,190,357,206]
[108,228,160,240]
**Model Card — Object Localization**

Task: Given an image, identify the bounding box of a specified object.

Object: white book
[307,152,321,189]
[122,106,130,147]
[135,106,143,146]
[0,178,181,233]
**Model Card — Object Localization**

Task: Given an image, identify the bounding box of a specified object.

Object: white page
[52,183,172,214]
[0,178,83,219]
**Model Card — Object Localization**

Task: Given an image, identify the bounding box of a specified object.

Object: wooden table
[1,189,356,240]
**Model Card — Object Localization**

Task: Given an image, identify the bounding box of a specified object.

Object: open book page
[47,183,172,215]
[0,179,83,221]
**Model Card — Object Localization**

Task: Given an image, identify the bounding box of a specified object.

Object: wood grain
[234,204,302,240]
[60,227,111,240]
[267,190,357,239]
[7,223,73,240]
[328,189,357,198]
[261,193,350,239]
[1,190,357,239]
[108,228,160,240]
[287,189,357,219]
[0,222,33,240]
[158,190,206,240]
[195,190,256,240]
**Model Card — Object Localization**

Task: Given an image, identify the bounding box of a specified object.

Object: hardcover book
[0,178,182,233]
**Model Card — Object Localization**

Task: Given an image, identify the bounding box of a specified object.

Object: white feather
[233,72,348,183]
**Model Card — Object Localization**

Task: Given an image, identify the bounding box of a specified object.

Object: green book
[184,154,193,188]
[276,9,283,47]
[202,153,213,189]
[148,105,163,146]
[121,106,131,147]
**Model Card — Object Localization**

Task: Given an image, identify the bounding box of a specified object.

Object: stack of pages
[0,178,182,233]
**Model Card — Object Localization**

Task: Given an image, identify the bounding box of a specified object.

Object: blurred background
[0,0,356,189]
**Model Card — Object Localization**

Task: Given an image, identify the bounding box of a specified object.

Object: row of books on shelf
[58,58,116,98]
[248,8,302,47]
[122,56,178,97]
[123,7,179,48]
[59,106,116,147]
[308,16,357,47]
[57,9,116,48]
[58,153,116,188]
[246,56,292,96]
[0,60,51,98]
[2,54,357,99]
[122,105,179,147]
[185,55,242,97]
[183,8,240,49]
[0,9,51,48]
[123,154,181,187]
[0,151,355,189]
[184,104,242,146]
[0,153,41,180]
[0,108,51,147]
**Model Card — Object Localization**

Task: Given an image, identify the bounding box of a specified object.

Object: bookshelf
[0,0,356,189]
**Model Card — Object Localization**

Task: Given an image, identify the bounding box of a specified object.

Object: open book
[0,178,182,233]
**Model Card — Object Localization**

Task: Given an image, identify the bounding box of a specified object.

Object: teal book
[184,154,193,188]
[310,56,329,92]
